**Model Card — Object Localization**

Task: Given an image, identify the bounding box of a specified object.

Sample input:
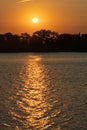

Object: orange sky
[0,0,87,34]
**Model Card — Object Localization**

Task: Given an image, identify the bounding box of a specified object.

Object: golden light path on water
[20,56,49,129]
[10,55,61,130]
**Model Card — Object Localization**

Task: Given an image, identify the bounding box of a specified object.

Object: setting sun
[32,17,39,24]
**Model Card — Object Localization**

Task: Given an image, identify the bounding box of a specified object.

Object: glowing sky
[0,0,87,34]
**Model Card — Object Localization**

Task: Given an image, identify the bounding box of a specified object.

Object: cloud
[18,0,31,3]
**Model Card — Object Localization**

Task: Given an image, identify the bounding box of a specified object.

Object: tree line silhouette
[0,29,87,52]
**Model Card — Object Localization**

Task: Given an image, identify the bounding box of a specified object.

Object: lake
[0,53,87,130]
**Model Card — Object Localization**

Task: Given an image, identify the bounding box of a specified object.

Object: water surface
[0,53,87,130]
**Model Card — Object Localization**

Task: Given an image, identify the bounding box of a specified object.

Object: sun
[32,17,38,23]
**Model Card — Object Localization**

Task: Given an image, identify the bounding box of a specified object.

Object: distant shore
[0,29,87,52]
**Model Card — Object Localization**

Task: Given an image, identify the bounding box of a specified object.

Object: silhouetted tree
[30,29,59,51]
[20,32,31,51]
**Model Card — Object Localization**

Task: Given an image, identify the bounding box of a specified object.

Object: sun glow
[32,17,39,23]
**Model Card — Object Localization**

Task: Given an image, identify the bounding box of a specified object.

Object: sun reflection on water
[15,55,52,129]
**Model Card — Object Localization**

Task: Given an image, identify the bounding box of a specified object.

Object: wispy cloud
[18,0,31,3]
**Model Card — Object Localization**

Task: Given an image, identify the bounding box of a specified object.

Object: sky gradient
[0,0,87,34]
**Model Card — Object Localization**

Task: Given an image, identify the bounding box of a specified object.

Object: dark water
[0,53,87,130]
